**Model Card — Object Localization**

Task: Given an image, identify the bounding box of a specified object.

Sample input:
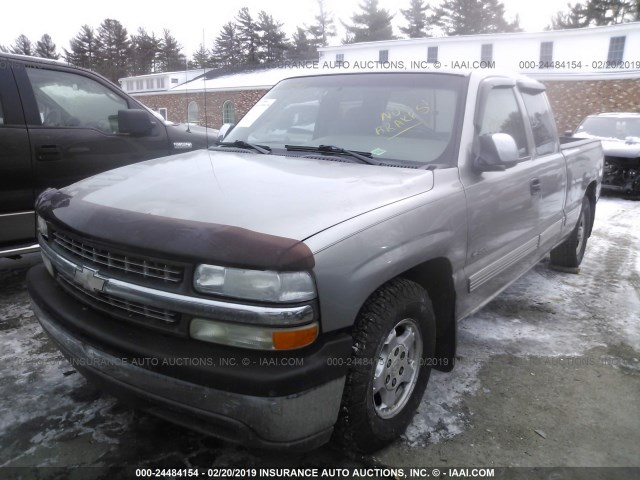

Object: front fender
[307,169,467,333]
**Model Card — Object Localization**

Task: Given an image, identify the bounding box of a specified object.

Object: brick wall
[132,89,268,129]
[543,78,640,133]
[134,79,640,134]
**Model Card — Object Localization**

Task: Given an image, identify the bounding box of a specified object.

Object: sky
[1,0,568,58]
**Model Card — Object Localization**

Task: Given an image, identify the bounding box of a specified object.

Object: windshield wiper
[285,144,379,165]
[218,140,271,154]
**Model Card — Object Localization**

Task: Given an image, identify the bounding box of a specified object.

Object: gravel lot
[1,195,639,478]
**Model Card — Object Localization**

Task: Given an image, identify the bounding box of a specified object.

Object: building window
[379,50,389,63]
[135,80,143,90]
[146,79,154,90]
[188,101,199,124]
[336,53,344,66]
[126,80,134,91]
[158,108,168,120]
[157,78,165,89]
[427,46,438,63]
[481,44,493,63]
[539,42,553,67]
[607,36,625,65]
[222,100,236,124]
[171,78,179,84]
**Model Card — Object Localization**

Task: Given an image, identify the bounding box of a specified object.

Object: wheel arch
[397,257,457,372]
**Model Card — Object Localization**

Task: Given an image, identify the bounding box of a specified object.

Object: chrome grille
[53,231,183,284]
[58,275,179,323]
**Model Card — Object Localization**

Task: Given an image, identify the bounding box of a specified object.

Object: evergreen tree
[212,22,241,67]
[342,0,395,43]
[130,28,161,75]
[431,0,521,35]
[189,43,212,69]
[0,45,8,53]
[256,11,289,63]
[95,19,131,82]
[235,7,260,64]
[548,3,590,29]
[548,0,634,29]
[308,0,337,48]
[10,35,34,56]
[157,29,186,72]
[35,34,59,59]
[585,0,634,24]
[400,0,431,38]
[291,27,316,60]
[64,25,98,70]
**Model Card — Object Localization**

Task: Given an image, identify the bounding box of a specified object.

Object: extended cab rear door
[12,58,171,194]
[0,61,34,247]
[518,82,566,252]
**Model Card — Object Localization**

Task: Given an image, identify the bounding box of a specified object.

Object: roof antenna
[185,56,191,133]
[203,28,209,147]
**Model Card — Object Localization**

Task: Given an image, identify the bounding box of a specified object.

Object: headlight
[194,264,316,303]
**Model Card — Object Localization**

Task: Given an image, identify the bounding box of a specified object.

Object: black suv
[0,53,212,258]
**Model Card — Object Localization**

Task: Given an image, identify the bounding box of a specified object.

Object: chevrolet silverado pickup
[27,70,603,452]
[0,52,210,259]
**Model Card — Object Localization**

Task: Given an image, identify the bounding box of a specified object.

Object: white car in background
[574,112,640,196]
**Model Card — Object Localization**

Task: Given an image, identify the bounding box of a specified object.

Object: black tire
[333,278,436,453]
[550,196,591,268]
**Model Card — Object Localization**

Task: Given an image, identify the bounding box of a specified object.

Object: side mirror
[118,109,153,136]
[474,133,519,172]
[564,130,573,137]
[217,123,235,143]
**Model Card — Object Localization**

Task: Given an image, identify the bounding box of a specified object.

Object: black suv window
[479,87,529,159]
[25,67,128,133]
[521,92,557,156]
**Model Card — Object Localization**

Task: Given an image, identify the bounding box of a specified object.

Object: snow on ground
[0,258,132,467]
[0,196,638,463]
[404,195,640,446]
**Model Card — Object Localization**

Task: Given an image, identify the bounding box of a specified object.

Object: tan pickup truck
[28,69,603,452]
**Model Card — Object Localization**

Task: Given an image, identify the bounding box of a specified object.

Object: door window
[479,88,529,158]
[521,92,558,156]
[25,67,128,133]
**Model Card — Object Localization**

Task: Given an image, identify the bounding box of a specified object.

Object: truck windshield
[576,116,640,141]
[224,73,466,166]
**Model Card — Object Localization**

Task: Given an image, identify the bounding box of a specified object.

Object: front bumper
[28,265,350,450]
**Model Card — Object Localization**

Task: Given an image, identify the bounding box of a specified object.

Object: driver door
[13,61,168,195]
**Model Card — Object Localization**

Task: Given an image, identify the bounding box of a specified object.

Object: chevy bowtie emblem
[74,266,107,293]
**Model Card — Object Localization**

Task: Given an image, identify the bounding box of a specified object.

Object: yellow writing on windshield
[375,99,431,137]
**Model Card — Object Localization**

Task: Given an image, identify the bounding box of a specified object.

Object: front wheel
[550,196,591,268]
[333,278,435,453]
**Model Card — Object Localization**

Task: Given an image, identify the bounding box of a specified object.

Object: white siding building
[119,70,210,95]
[318,22,640,79]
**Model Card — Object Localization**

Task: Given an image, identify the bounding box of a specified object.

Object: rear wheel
[550,196,591,268]
[333,278,435,453]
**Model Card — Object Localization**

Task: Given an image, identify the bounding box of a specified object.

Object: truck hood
[61,149,434,242]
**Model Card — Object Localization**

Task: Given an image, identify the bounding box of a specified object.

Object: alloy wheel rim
[372,318,423,419]
[576,210,586,255]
